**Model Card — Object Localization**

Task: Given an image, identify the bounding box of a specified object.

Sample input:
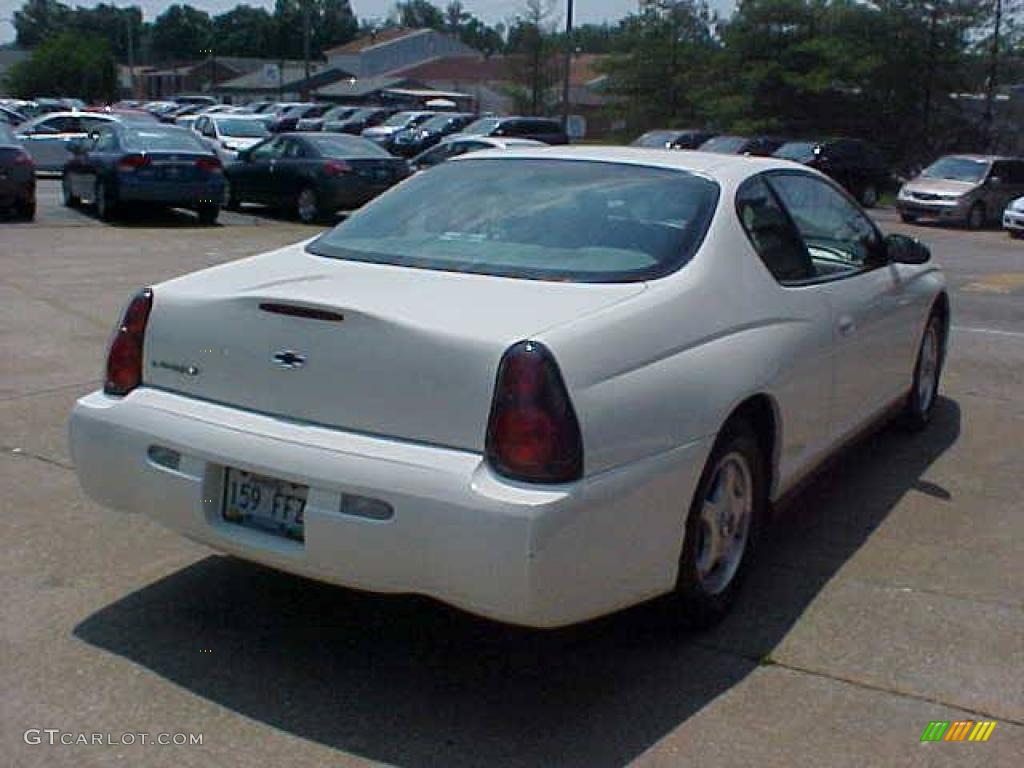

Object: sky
[0,1,738,45]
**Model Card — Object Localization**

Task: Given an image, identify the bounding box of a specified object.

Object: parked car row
[633,130,890,207]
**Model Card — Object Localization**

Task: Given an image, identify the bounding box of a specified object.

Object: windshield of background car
[420,114,460,132]
[383,111,417,127]
[700,136,748,153]
[308,159,719,282]
[921,156,988,183]
[123,128,210,152]
[463,117,499,134]
[304,134,393,158]
[215,119,269,138]
[774,142,817,162]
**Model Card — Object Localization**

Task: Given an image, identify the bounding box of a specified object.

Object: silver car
[897,154,1024,229]
[16,112,122,172]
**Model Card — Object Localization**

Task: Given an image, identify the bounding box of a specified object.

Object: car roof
[451,145,807,183]
[939,153,1019,162]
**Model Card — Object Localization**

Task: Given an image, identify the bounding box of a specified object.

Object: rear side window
[309,159,720,282]
[736,177,814,282]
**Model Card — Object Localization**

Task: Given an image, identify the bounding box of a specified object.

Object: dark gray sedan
[225,133,410,223]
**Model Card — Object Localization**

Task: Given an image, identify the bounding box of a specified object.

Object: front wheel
[902,312,945,430]
[900,212,918,224]
[673,420,766,628]
[966,202,986,230]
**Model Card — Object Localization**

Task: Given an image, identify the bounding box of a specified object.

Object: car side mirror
[886,233,930,264]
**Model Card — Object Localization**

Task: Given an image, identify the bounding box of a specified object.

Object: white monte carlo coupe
[69,147,948,628]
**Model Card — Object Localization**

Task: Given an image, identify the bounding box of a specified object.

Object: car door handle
[837,316,856,337]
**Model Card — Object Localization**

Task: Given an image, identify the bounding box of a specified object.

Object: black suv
[460,116,569,145]
[773,138,891,208]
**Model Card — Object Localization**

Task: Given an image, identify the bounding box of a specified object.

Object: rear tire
[197,204,220,225]
[899,212,918,224]
[966,202,985,230]
[62,175,80,208]
[672,419,767,629]
[296,185,321,224]
[94,179,116,222]
[16,200,35,220]
[1009,229,1023,240]
[901,311,945,431]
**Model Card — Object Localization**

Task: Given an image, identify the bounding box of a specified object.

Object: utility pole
[303,0,312,101]
[561,0,574,129]
[984,0,1003,150]
[125,12,136,100]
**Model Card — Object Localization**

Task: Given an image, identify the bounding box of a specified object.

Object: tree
[271,0,359,60]
[71,4,144,62]
[13,0,71,48]
[393,0,445,29]
[7,30,118,101]
[213,5,277,57]
[505,0,561,114]
[151,4,213,62]
[599,1,718,132]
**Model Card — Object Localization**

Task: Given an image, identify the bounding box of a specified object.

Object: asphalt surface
[1,180,1022,767]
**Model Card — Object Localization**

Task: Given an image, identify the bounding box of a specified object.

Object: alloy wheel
[695,451,753,596]
[297,188,318,223]
[917,321,940,414]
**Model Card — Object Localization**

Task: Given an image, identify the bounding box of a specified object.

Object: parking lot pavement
[2,189,1022,767]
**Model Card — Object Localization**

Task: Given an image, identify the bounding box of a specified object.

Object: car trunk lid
[144,243,645,452]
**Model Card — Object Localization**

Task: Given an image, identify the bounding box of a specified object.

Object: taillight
[323,159,352,176]
[485,341,583,484]
[13,150,33,167]
[196,156,222,173]
[104,288,153,396]
[117,154,149,172]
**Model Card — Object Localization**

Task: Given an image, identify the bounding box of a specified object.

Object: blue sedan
[62,123,225,224]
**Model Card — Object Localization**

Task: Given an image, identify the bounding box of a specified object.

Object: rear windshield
[631,131,677,148]
[922,156,989,183]
[308,159,719,282]
[304,134,392,158]
[123,128,209,152]
[215,119,268,138]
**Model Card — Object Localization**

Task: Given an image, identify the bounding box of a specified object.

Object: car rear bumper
[68,388,709,627]
[0,175,34,206]
[319,177,401,210]
[118,177,225,205]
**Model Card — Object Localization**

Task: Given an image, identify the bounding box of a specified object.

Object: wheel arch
[721,393,780,503]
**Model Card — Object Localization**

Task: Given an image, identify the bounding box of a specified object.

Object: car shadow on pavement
[74,398,961,768]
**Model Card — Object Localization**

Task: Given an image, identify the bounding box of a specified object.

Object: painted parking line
[961,273,1024,294]
[951,326,1024,339]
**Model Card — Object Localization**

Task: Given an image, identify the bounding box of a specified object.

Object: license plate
[222,468,308,541]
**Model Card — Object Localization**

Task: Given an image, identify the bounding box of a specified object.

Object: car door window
[768,173,883,274]
[282,139,308,159]
[93,129,118,152]
[79,116,111,133]
[250,137,284,162]
[40,116,78,134]
[736,176,815,283]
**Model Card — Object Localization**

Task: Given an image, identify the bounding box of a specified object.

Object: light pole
[561,0,574,129]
